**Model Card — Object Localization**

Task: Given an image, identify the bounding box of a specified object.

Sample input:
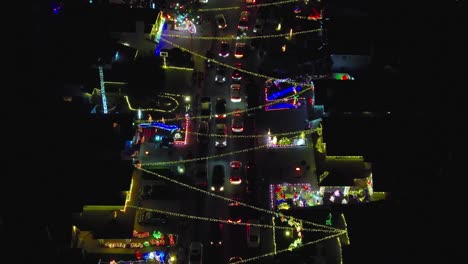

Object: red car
[231,111,244,133]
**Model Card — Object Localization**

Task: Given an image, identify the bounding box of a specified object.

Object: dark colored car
[205,50,214,68]
[219,41,230,58]
[215,65,227,83]
[245,161,257,193]
[160,136,174,148]
[200,97,212,119]
[215,98,227,119]
[209,222,223,247]
[138,211,168,225]
[231,63,242,81]
[211,165,225,192]
[228,204,243,223]
[215,14,227,29]
[197,120,209,144]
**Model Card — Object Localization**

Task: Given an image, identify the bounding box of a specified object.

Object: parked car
[215,98,227,119]
[238,11,249,31]
[200,97,211,120]
[205,50,214,68]
[197,120,209,144]
[228,257,243,263]
[246,219,260,247]
[194,160,208,188]
[231,110,244,133]
[189,242,203,264]
[253,18,265,34]
[231,62,242,81]
[234,42,246,59]
[211,165,225,191]
[214,65,227,83]
[138,211,168,225]
[230,84,242,103]
[228,204,243,223]
[219,41,230,58]
[209,222,223,247]
[215,14,227,29]
[215,123,228,147]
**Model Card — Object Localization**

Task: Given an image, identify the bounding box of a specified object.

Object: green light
[333,73,353,80]
[326,213,332,226]
[153,230,162,239]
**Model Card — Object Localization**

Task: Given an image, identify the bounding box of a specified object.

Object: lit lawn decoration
[138,115,189,146]
[270,183,324,211]
[144,250,170,263]
[264,78,313,111]
[277,213,304,251]
[131,230,178,247]
[267,130,307,148]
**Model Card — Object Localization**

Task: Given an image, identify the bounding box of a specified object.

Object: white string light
[137,166,345,233]
[197,0,301,12]
[128,205,339,233]
[228,231,347,264]
[161,28,322,41]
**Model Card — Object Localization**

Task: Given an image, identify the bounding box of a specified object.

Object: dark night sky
[10,1,463,263]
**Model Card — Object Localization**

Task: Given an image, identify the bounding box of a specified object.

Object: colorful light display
[267,130,307,148]
[270,183,324,211]
[264,78,313,111]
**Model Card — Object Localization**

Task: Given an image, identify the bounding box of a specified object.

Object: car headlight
[222,77,226,81]
[220,186,224,191]
[211,186,215,191]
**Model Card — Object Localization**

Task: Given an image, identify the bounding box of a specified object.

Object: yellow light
[145,151,149,155]
[285,230,291,236]
[276,23,282,31]
[170,256,176,261]
[162,65,194,71]
[282,44,286,52]
[161,28,322,41]
[185,96,191,102]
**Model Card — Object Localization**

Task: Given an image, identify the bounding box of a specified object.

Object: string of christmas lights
[128,205,337,233]
[228,231,347,264]
[137,166,345,233]
[124,95,179,113]
[161,28,322,41]
[152,37,314,123]
[272,216,277,254]
[143,144,269,166]
[198,0,301,12]
[161,36,304,81]
[188,128,316,138]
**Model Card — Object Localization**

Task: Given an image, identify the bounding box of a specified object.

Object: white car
[246,219,260,248]
[189,242,203,264]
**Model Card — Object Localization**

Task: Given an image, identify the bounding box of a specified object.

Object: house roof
[313,79,393,113]
[73,207,135,239]
[318,157,370,186]
[321,113,395,161]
